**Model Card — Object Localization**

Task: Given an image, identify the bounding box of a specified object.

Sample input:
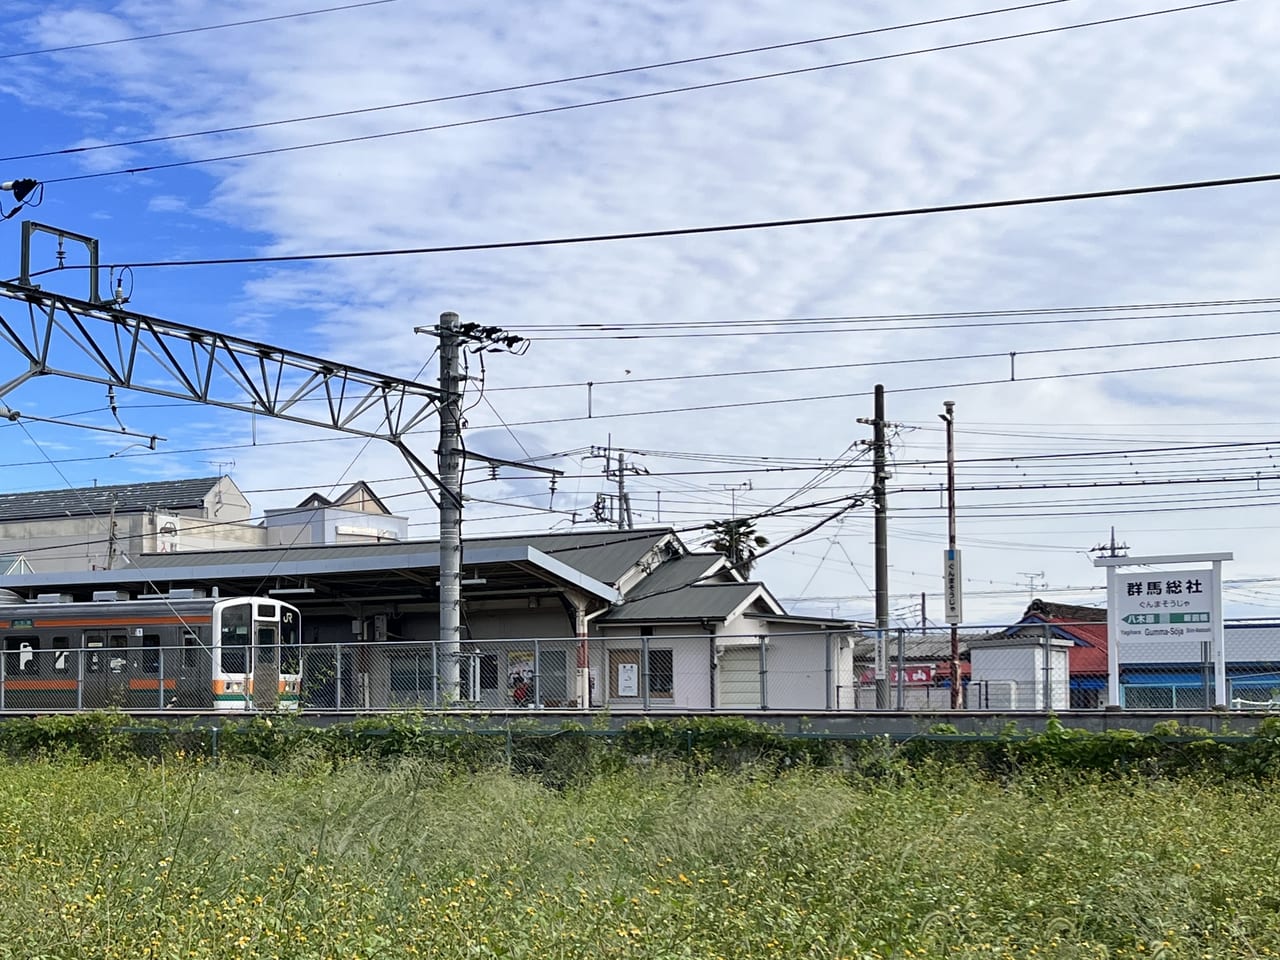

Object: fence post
[640,633,651,713]
[533,637,543,709]
[824,630,833,711]
[759,636,768,711]
[335,643,343,712]
[159,646,166,709]
[895,629,906,711]
[431,641,439,709]
[1042,623,1052,711]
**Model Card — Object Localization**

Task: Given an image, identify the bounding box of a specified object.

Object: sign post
[944,549,963,625]
[1093,552,1231,708]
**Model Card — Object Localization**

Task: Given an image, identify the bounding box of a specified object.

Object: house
[264,482,407,546]
[979,600,1110,709]
[592,551,855,710]
[988,599,1280,709]
[0,476,258,572]
[0,477,414,574]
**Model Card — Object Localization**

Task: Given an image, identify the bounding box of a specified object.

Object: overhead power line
[485,350,1280,428]
[36,170,1280,273]
[39,0,1242,186]
[484,324,1280,388]
[516,296,1280,332]
[1,0,1082,162]
[0,0,402,62]
[511,307,1280,342]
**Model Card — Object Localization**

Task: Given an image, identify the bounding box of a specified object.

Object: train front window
[220,603,251,674]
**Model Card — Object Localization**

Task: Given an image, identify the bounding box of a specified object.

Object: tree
[702,518,769,577]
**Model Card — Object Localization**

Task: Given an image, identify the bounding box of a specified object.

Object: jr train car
[0,594,301,712]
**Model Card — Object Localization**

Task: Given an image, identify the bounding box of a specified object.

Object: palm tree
[703,518,769,577]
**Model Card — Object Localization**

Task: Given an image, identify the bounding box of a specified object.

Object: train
[0,593,301,712]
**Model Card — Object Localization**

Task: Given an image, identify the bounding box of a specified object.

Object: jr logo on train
[0,595,302,711]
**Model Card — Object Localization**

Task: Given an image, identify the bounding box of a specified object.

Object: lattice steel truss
[0,223,447,499]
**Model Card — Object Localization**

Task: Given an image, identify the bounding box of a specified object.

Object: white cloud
[3,0,1280,622]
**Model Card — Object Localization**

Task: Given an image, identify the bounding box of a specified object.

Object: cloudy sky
[1,0,1279,626]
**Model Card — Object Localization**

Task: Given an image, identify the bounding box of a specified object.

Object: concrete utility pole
[615,452,634,530]
[941,400,961,709]
[858,385,892,709]
[437,311,464,703]
[588,446,646,529]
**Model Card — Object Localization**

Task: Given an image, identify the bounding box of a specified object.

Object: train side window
[4,636,39,675]
[85,633,105,674]
[142,634,161,674]
[51,637,70,674]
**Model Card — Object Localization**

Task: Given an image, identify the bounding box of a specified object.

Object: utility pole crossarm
[0,282,443,441]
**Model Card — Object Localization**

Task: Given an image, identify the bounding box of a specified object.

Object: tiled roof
[1027,599,1106,622]
[0,477,223,521]
[1049,617,1110,674]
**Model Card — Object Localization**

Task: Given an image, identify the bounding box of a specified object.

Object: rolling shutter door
[718,646,761,709]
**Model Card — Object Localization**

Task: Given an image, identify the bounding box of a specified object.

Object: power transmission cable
[520,308,1280,341]
[483,325,1280,387]
[38,0,1246,188]
[0,0,403,62]
[487,350,1280,428]
[2,0,1085,162]
[518,296,1280,331]
[38,169,1280,272]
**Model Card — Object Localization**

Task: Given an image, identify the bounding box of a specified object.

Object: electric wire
[1,0,1085,162]
[486,351,1280,427]
[0,0,403,62]
[39,1,1249,189]
[39,171,1280,272]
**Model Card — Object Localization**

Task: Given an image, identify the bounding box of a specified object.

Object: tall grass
[0,759,1276,958]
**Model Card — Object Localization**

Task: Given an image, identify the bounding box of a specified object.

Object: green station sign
[1121,612,1210,625]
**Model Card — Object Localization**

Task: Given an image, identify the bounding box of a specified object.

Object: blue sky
[2,0,1280,624]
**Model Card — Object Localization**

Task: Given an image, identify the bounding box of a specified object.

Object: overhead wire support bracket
[0,279,443,437]
[0,222,449,498]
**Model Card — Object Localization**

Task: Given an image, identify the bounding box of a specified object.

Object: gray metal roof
[0,476,222,521]
[601,581,762,623]
[0,541,620,605]
[119,528,673,584]
[625,552,726,594]
[503,528,675,585]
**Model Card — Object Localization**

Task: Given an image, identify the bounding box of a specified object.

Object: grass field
[0,758,1277,959]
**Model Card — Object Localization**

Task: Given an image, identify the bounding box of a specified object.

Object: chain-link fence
[3,618,1280,713]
